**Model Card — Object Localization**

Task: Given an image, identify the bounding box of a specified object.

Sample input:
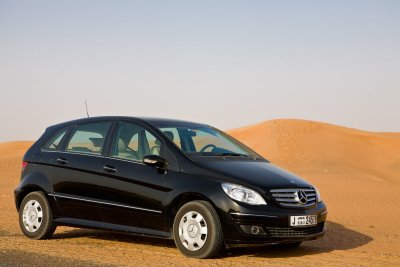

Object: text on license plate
[290,215,318,226]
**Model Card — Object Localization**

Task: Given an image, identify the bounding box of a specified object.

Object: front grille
[265,223,324,238]
[270,188,316,208]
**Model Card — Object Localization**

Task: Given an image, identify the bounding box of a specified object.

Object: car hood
[195,160,313,191]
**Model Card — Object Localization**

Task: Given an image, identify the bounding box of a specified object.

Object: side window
[127,133,139,151]
[145,131,161,156]
[66,122,111,155]
[159,127,181,148]
[112,122,163,162]
[43,128,69,151]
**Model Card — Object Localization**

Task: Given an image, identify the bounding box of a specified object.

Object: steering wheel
[200,144,216,152]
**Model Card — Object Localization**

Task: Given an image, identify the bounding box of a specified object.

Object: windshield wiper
[215,153,250,157]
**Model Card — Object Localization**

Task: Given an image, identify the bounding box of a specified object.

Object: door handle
[103,165,117,173]
[56,157,68,165]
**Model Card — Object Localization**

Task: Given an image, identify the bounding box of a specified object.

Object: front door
[100,121,170,231]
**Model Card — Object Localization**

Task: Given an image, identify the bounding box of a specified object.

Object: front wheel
[19,191,56,239]
[173,200,224,258]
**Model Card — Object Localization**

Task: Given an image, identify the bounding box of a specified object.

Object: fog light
[251,226,260,235]
[239,225,266,235]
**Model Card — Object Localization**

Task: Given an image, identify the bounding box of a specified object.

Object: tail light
[21,161,28,172]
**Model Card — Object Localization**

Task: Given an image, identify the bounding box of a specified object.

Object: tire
[173,200,224,259]
[19,191,56,239]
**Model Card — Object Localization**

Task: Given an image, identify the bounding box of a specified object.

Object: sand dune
[229,119,400,183]
[0,119,399,266]
[0,141,33,159]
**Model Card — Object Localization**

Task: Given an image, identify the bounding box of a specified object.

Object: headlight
[315,186,322,202]
[221,183,267,205]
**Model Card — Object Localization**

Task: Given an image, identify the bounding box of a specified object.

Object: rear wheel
[19,191,56,239]
[173,200,224,258]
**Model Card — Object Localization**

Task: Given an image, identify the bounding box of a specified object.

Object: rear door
[48,120,113,222]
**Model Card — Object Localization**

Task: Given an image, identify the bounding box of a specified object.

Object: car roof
[47,116,208,131]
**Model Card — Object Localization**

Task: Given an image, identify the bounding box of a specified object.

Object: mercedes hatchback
[15,117,327,258]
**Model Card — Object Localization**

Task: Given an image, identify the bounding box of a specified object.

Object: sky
[0,1,399,142]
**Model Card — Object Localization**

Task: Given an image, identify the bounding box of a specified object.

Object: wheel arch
[15,185,48,211]
[164,192,218,232]
[15,171,53,211]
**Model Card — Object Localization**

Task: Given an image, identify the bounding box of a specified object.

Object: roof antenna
[85,101,90,118]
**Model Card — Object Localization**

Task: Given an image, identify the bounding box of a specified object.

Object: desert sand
[1,119,399,266]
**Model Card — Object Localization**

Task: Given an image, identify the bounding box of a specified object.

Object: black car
[15,116,327,258]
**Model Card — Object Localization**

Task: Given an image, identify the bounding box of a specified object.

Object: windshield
[154,123,262,159]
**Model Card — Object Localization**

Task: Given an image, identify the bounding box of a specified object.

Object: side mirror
[143,155,168,173]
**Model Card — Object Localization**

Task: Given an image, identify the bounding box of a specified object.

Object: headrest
[89,138,104,148]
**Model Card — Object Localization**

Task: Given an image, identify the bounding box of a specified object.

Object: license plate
[290,215,318,227]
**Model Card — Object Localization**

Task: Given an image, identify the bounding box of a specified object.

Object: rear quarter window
[42,128,69,151]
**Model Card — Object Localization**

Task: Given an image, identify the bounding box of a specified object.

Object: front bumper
[219,202,328,245]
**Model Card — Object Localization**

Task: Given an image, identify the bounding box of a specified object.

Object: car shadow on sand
[52,220,372,258]
[225,221,373,258]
